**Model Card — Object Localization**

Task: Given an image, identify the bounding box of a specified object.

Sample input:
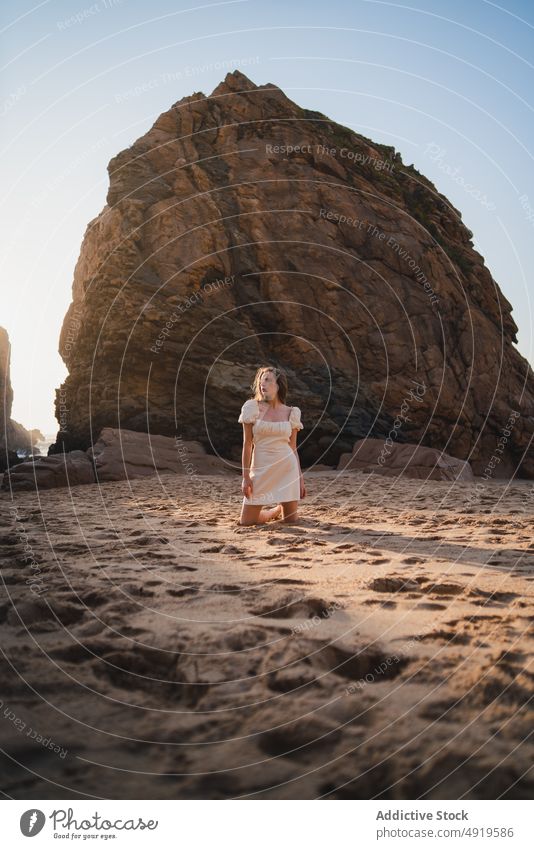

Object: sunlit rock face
[0,326,35,470]
[52,71,534,477]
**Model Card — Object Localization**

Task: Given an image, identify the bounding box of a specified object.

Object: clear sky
[1,0,533,435]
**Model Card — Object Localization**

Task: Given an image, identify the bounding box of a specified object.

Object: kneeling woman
[238,365,305,526]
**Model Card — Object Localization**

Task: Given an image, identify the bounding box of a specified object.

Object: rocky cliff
[52,71,534,477]
[1,326,36,469]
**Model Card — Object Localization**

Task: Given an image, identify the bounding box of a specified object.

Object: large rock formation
[88,426,231,482]
[0,326,37,470]
[52,71,534,477]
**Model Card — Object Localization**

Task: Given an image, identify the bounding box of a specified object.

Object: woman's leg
[280,500,299,523]
[238,503,282,526]
[262,504,282,522]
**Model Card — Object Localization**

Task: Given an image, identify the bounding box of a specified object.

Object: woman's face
[259,370,278,401]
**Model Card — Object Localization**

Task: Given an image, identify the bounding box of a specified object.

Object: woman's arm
[241,423,254,496]
[289,429,301,472]
[289,428,305,497]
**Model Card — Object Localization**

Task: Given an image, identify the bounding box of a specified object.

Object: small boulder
[1,450,95,491]
[338,438,473,481]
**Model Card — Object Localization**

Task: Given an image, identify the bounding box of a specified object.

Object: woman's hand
[242,475,253,498]
[299,475,306,499]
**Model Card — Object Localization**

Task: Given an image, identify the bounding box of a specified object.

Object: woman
[237,365,306,526]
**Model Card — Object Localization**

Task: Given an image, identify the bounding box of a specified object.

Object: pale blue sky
[1,0,533,433]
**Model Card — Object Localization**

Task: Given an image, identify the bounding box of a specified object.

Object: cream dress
[238,398,304,506]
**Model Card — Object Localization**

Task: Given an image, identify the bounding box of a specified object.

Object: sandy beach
[1,469,533,800]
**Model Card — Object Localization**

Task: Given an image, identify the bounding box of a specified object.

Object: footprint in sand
[468,588,520,604]
[415,601,447,609]
[47,639,111,663]
[250,594,339,620]
[362,598,398,608]
[6,597,87,628]
[129,535,170,547]
[369,576,421,593]
[92,645,188,702]
[271,578,312,586]
[419,649,532,720]
[262,637,408,705]
[417,629,472,645]
[224,626,270,650]
[121,582,155,598]
[369,575,471,602]
[257,714,342,758]
[426,582,465,597]
[79,588,115,607]
[220,545,245,555]
[167,586,199,598]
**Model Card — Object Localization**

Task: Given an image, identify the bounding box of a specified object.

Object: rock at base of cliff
[1,450,96,491]
[2,427,235,490]
[337,438,474,481]
[87,427,231,482]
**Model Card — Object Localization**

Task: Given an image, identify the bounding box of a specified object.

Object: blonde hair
[250,365,288,404]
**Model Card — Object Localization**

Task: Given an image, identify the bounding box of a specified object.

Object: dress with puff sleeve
[289,406,304,431]
[238,398,259,424]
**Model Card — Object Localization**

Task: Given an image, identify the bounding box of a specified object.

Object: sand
[0,469,533,799]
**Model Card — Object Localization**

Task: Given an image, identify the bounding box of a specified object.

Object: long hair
[250,365,288,404]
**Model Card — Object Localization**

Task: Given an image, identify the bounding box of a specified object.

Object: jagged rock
[87,427,232,482]
[0,326,13,425]
[51,71,534,477]
[2,450,95,491]
[0,326,36,470]
[0,449,22,473]
[338,438,474,481]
